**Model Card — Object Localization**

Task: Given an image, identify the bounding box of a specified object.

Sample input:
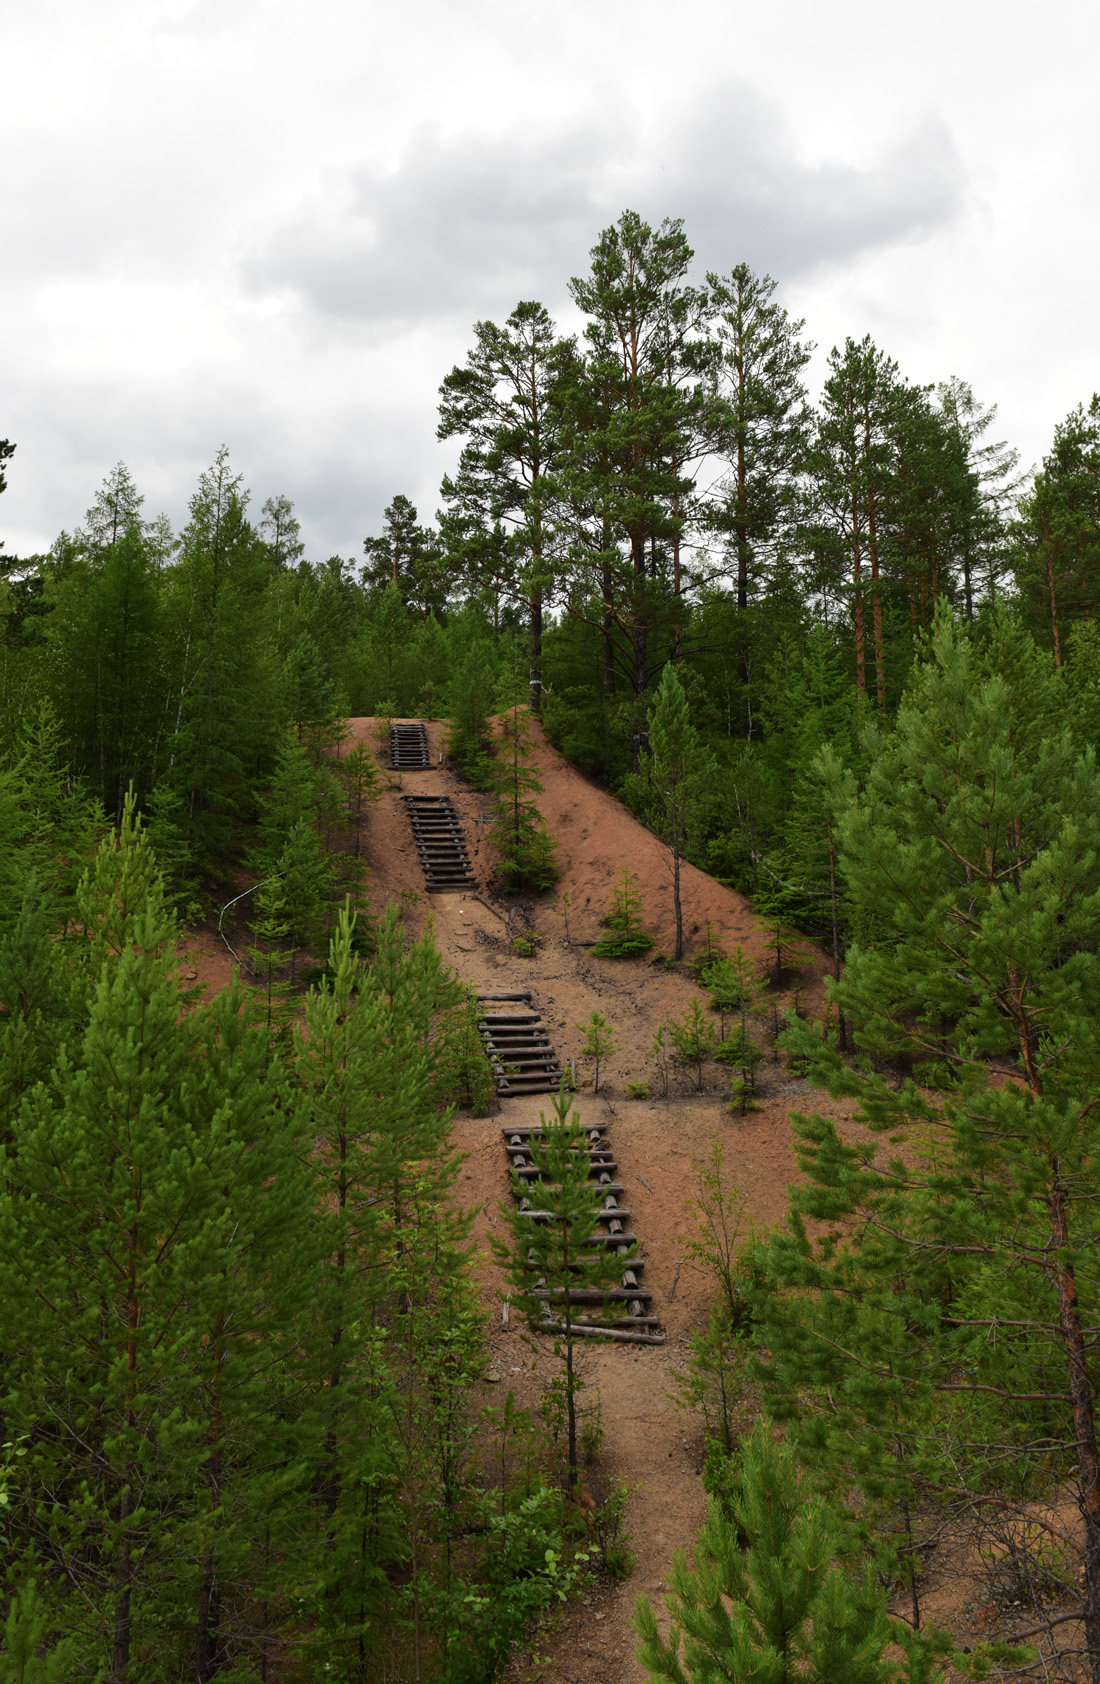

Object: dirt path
[341,718,856,1684]
[186,716,853,1682]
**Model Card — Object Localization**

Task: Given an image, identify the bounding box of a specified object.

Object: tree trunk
[195,1554,222,1682]
[111,1518,132,1684]
[867,490,887,713]
[1048,1180,1100,1684]
[1046,525,1063,669]
[601,521,615,694]
[529,584,543,715]
[849,472,866,697]
[672,819,683,962]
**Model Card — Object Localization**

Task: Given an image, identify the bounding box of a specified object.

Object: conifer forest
[2,210,1100,1684]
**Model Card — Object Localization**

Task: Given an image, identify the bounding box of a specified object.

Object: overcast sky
[2,0,1098,561]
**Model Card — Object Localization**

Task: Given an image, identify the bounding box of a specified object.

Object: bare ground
[181,717,867,1682]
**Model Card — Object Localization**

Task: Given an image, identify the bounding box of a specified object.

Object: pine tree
[809,337,900,708]
[162,447,278,860]
[1012,393,1100,665]
[362,493,447,615]
[446,641,496,782]
[560,211,718,711]
[935,377,1023,615]
[647,663,713,959]
[761,608,1100,1670]
[0,798,322,1680]
[10,700,103,926]
[707,263,813,728]
[339,736,382,861]
[592,866,655,958]
[298,904,481,1672]
[634,1424,946,1684]
[578,1009,616,1093]
[259,491,305,571]
[0,880,73,1142]
[439,302,574,712]
[486,694,559,893]
[493,1086,634,1481]
[708,264,813,614]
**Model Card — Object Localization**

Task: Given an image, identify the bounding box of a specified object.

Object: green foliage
[674,1140,757,1448]
[578,1008,617,1093]
[592,866,655,957]
[337,733,383,863]
[758,607,1100,1640]
[486,701,559,892]
[634,1424,954,1684]
[446,639,497,782]
[705,949,766,1110]
[0,1583,82,1682]
[0,796,324,1677]
[492,1086,635,1479]
[666,999,718,1092]
[646,663,715,958]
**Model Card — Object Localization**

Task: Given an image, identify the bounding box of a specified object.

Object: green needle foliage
[339,735,383,860]
[493,1086,635,1482]
[487,697,559,893]
[0,798,322,1679]
[578,1008,617,1093]
[634,1424,954,1684]
[666,999,718,1092]
[647,663,714,959]
[760,608,1100,1654]
[592,866,655,958]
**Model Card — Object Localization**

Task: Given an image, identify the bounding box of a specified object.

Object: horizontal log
[532,1321,665,1345]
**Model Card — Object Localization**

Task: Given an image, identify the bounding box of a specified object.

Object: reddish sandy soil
[184,717,868,1682]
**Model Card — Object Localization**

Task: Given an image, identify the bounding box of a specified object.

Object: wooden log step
[518,1206,632,1224]
[391,723,430,769]
[532,1321,665,1344]
[502,1124,607,1140]
[535,1287,653,1305]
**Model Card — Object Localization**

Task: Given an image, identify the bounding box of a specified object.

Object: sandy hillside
[187,716,857,1684]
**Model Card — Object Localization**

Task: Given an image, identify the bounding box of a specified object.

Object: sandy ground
[186,716,862,1683]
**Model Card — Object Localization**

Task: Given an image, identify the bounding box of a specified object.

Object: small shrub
[578,1010,617,1094]
[512,929,543,958]
[687,919,726,980]
[580,1392,604,1465]
[592,867,655,958]
[590,1478,634,1580]
[666,1000,718,1092]
[624,1080,651,1100]
[650,1025,671,1098]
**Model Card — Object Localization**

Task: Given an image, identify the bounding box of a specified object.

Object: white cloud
[247,85,964,330]
[0,0,1097,562]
